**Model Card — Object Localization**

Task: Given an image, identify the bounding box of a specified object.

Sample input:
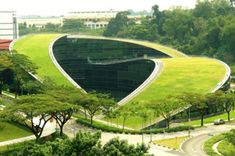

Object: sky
[0,0,197,16]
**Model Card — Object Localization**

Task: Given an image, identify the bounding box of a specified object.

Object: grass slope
[0,122,31,142]
[182,110,235,126]
[153,136,188,150]
[75,35,186,58]
[110,57,226,129]
[13,34,72,86]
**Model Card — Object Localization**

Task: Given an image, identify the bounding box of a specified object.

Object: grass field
[13,34,72,86]
[77,35,187,58]
[153,136,188,150]
[182,110,235,126]
[204,134,223,156]
[0,122,31,142]
[109,57,226,129]
[217,140,235,156]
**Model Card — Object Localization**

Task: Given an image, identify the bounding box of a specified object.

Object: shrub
[76,117,194,134]
[0,124,5,131]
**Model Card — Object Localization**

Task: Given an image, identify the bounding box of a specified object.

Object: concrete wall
[0,11,18,40]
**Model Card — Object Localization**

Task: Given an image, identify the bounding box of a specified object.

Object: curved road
[181,134,210,156]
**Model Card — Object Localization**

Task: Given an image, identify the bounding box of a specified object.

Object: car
[214,119,225,125]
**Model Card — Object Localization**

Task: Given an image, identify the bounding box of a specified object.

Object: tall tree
[158,97,186,129]
[0,54,13,94]
[103,11,130,37]
[221,93,235,121]
[9,52,37,98]
[182,93,207,126]
[81,92,116,125]
[46,86,82,136]
[7,94,59,142]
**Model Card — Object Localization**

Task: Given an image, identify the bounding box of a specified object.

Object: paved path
[212,140,222,155]
[181,134,209,156]
[64,119,235,156]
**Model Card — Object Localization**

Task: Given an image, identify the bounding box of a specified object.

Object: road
[181,134,210,156]
[64,119,235,156]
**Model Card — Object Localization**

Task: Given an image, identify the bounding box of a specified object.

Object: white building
[18,17,63,28]
[64,10,118,29]
[0,11,18,40]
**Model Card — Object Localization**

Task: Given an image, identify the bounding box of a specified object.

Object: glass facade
[53,36,169,100]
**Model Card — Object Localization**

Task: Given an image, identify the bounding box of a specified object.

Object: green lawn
[108,57,226,129]
[13,34,72,86]
[217,140,235,156]
[0,122,32,142]
[204,134,223,156]
[78,36,186,58]
[183,110,235,126]
[153,136,188,150]
[204,134,235,156]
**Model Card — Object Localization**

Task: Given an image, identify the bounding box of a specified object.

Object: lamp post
[188,106,191,137]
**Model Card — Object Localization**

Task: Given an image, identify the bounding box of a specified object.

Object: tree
[9,52,37,98]
[158,97,186,129]
[17,131,151,156]
[103,11,130,36]
[81,92,116,125]
[182,93,207,126]
[20,138,73,156]
[0,54,13,94]
[45,86,83,136]
[62,19,85,32]
[225,129,235,146]
[119,109,132,131]
[72,131,102,155]
[221,93,235,121]
[6,94,60,142]
[103,138,150,156]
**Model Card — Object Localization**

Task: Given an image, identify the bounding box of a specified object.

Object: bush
[76,117,194,135]
[0,124,5,131]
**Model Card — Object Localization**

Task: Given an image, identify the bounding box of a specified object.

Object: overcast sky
[0,0,197,16]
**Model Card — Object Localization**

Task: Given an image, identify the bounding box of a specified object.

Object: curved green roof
[13,34,228,129]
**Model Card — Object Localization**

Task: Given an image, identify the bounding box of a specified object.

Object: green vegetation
[13,34,72,86]
[183,110,235,126]
[0,131,151,156]
[204,134,223,156]
[104,0,235,63]
[110,58,226,129]
[0,122,31,142]
[19,19,104,36]
[217,140,235,156]
[204,130,235,156]
[77,115,194,134]
[153,136,188,150]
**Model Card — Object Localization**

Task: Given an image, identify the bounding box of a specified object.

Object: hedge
[76,117,194,135]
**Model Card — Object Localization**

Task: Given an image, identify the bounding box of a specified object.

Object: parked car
[214,119,225,125]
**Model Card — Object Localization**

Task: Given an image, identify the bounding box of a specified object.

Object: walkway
[63,119,235,156]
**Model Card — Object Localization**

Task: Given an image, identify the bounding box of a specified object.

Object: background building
[64,10,118,29]
[0,11,19,50]
[18,17,63,28]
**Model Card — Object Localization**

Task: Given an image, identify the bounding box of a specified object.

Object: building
[64,10,118,29]
[0,11,18,50]
[18,17,63,28]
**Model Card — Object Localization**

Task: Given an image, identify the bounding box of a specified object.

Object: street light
[188,106,191,137]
